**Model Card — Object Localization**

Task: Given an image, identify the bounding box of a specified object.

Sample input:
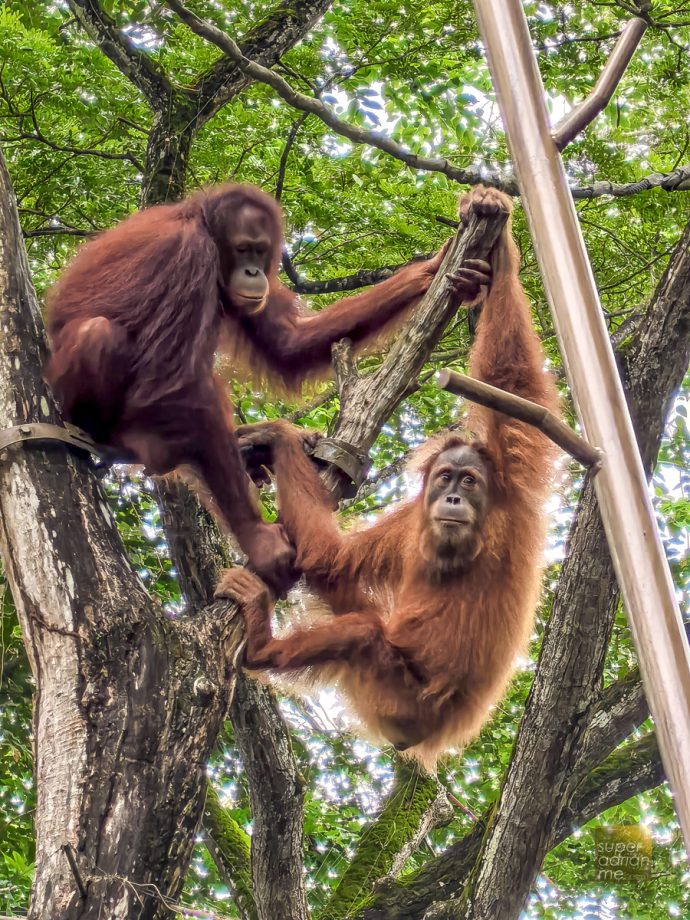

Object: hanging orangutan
[216,185,560,763]
[44,182,455,594]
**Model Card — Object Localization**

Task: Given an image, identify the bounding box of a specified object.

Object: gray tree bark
[0,147,242,920]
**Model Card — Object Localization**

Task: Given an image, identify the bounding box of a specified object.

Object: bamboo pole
[435,369,602,468]
[474,0,690,846]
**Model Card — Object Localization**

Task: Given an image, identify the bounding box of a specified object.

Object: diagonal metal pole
[474,0,690,846]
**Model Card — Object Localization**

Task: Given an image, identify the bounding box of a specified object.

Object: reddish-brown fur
[44,182,447,593]
[217,187,560,764]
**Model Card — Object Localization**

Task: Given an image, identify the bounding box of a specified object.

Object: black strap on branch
[309,437,371,497]
[0,422,125,477]
[1,423,372,493]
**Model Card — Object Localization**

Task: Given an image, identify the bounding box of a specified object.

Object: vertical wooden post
[474,0,690,845]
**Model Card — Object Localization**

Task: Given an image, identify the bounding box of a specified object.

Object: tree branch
[290,254,436,295]
[321,758,452,920]
[166,3,690,201]
[191,0,335,125]
[359,735,663,920]
[318,206,509,499]
[571,163,690,197]
[575,669,648,774]
[154,475,310,920]
[551,16,648,150]
[203,785,256,920]
[230,676,310,920]
[66,0,172,107]
[165,0,492,185]
[435,369,602,468]
[559,733,663,835]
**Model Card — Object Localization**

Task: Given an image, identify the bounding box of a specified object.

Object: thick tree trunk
[141,110,194,206]
[0,148,241,919]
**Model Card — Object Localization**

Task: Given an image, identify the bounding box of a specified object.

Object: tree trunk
[0,147,241,919]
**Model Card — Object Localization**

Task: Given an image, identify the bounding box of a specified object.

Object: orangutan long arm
[467,222,560,497]
[249,254,444,382]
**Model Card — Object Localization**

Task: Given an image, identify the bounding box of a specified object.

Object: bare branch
[572,163,690,197]
[552,16,648,150]
[66,0,172,106]
[166,0,488,185]
[23,226,91,239]
[192,0,335,124]
[290,254,436,295]
[1,129,144,170]
[436,368,602,468]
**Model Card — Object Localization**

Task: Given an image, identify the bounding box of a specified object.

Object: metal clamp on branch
[435,368,603,469]
[310,437,371,496]
[0,421,128,475]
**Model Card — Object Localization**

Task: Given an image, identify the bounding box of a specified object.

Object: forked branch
[551,15,648,150]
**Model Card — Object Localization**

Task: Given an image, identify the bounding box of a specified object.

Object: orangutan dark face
[223,205,273,315]
[423,444,490,572]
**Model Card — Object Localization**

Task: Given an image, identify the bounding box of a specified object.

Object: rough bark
[230,678,310,920]
[0,148,242,919]
[66,1,172,105]
[141,110,196,206]
[321,204,509,498]
[155,472,310,919]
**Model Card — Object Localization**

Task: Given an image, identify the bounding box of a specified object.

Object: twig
[447,792,479,822]
[286,386,337,422]
[435,369,602,469]
[552,16,648,150]
[275,113,308,202]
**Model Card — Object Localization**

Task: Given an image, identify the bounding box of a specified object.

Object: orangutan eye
[439,472,451,483]
[462,474,476,487]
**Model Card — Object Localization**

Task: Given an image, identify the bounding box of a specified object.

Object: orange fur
[218,187,560,766]
[44,181,448,595]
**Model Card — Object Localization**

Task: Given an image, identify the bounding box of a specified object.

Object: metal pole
[474,0,690,845]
